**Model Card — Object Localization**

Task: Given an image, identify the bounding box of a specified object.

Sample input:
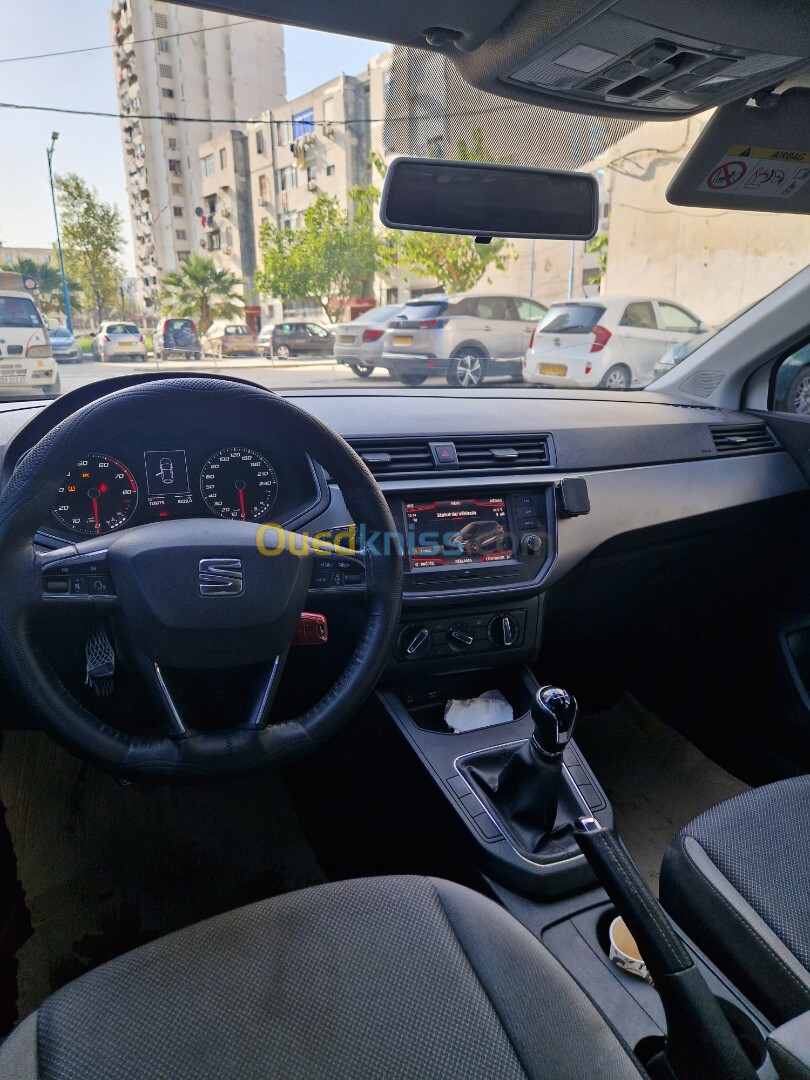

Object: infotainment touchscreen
[404,496,513,569]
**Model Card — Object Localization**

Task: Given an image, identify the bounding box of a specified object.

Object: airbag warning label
[699,145,810,199]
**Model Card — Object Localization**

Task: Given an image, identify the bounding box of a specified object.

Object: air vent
[349,439,433,476]
[347,434,553,478]
[710,424,778,456]
[454,434,552,472]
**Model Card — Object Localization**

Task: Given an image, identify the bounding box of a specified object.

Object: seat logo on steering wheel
[198,558,244,596]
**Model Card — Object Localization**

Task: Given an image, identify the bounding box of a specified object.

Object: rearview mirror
[380,157,599,241]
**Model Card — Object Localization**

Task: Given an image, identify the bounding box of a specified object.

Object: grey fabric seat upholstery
[0,875,643,1079]
[660,776,810,1025]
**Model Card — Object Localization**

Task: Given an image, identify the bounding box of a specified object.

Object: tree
[399,233,514,294]
[586,233,608,284]
[255,190,391,322]
[55,173,124,324]
[4,256,82,316]
[160,255,244,332]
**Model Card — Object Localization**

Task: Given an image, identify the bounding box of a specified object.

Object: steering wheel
[0,378,402,779]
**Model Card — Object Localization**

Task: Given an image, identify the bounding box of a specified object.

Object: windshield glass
[0,297,42,329]
[2,6,805,401]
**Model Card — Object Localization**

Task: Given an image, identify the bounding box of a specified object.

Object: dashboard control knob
[488,613,519,649]
[398,624,432,659]
[447,621,475,652]
[523,533,544,555]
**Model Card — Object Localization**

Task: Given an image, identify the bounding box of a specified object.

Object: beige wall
[598,117,810,325]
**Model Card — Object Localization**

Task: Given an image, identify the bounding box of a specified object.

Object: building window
[307,165,317,182]
[159,39,170,52]
[384,76,395,101]
[175,229,186,239]
[225,227,233,249]
[161,87,174,99]
[201,154,214,177]
[255,130,265,155]
[277,119,293,145]
[159,64,172,78]
[178,251,190,261]
[275,165,297,191]
[209,231,221,251]
[386,287,399,304]
[219,147,227,169]
[292,108,315,139]
[168,138,177,150]
[155,11,168,28]
[171,183,182,194]
[258,174,269,200]
[173,205,183,217]
[168,159,181,173]
[323,97,334,123]
[326,163,336,177]
[165,112,176,124]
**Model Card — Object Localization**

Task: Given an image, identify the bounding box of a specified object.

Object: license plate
[339,335,354,344]
[0,375,26,384]
[118,341,133,348]
[539,363,567,376]
[393,335,413,347]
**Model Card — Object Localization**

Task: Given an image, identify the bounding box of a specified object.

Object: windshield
[0,297,42,329]
[2,6,805,401]
[50,327,70,338]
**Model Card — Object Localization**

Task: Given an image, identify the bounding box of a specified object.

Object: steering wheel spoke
[142,653,287,739]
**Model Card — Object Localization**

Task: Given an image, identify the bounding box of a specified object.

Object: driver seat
[0,875,643,1078]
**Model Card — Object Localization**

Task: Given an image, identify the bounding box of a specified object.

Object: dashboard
[0,374,805,676]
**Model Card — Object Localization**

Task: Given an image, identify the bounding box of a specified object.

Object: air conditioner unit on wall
[257,196,266,206]
[307,180,318,192]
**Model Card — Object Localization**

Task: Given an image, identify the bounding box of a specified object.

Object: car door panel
[618,301,666,384]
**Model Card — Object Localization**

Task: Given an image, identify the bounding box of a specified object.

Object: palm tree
[6,257,83,316]
[160,256,244,333]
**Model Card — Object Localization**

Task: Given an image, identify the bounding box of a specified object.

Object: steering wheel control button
[310,556,365,592]
[45,579,69,594]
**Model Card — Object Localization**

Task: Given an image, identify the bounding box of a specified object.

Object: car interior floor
[0,730,326,1025]
[573,693,750,893]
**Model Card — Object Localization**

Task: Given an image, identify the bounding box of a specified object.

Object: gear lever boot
[468,686,579,852]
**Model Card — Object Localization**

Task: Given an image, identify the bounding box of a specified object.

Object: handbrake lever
[574,817,757,1080]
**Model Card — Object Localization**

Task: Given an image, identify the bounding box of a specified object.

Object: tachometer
[200,447,278,521]
[52,453,139,536]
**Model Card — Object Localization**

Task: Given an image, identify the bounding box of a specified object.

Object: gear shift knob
[531,686,579,757]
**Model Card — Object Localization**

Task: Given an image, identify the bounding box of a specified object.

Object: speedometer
[200,447,278,521]
[52,453,139,536]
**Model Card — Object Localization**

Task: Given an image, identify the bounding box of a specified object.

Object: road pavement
[57,354,386,394]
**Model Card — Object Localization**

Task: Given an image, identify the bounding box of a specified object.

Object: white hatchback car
[523,298,706,390]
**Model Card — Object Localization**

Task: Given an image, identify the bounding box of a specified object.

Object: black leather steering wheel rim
[0,378,403,779]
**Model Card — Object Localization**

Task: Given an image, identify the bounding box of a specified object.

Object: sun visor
[667,89,810,214]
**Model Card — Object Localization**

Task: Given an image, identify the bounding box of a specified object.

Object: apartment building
[198,131,257,318]
[0,247,55,268]
[243,74,373,321]
[110,0,285,316]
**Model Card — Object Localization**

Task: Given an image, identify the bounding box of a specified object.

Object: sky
[0,2,385,273]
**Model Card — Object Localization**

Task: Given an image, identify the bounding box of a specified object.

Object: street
[57,354,390,393]
[56,354,522,393]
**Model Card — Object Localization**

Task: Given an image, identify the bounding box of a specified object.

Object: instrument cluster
[48,443,305,539]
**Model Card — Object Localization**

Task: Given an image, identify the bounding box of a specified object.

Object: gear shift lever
[468,686,579,852]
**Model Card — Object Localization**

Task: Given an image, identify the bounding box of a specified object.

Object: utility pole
[46,132,73,333]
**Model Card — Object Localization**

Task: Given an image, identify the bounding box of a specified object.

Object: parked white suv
[523,297,706,390]
[382,293,547,387]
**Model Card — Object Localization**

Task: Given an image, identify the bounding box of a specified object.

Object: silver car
[381,293,547,387]
[91,321,148,362]
[334,304,403,377]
